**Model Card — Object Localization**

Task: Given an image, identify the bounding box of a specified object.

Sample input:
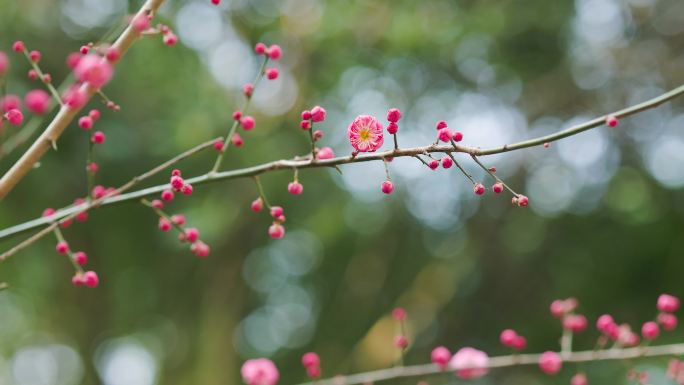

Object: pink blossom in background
[74,54,113,88]
[241,358,279,385]
[449,347,489,379]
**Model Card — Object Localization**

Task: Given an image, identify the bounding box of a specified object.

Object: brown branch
[0,137,218,261]
[0,0,166,200]
[294,343,684,385]
[1,83,684,245]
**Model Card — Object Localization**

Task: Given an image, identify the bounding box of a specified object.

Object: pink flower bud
[79,116,93,130]
[437,127,452,143]
[571,373,588,385]
[449,347,489,379]
[241,358,279,385]
[73,251,88,265]
[642,321,660,340]
[387,108,402,122]
[431,346,450,370]
[29,50,41,63]
[394,335,408,349]
[242,83,254,97]
[381,180,394,195]
[251,198,264,212]
[538,351,562,375]
[317,147,335,160]
[310,105,326,123]
[268,223,285,239]
[387,121,398,134]
[287,181,303,195]
[492,182,503,194]
[563,314,588,333]
[161,190,174,201]
[254,42,267,55]
[267,44,282,60]
[83,271,99,288]
[428,160,439,170]
[131,13,151,32]
[473,183,485,195]
[658,294,680,313]
[158,218,172,232]
[163,33,178,46]
[441,157,453,169]
[74,54,113,89]
[301,352,320,368]
[436,120,447,130]
[4,109,23,126]
[56,241,69,254]
[658,313,678,331]
[91,131,106,144]
[12,41,25,52]
[241,116,255,130]
[231,133,244,147]
[605,115,619,128]
[265,68,278,80]
[25,89,50,115]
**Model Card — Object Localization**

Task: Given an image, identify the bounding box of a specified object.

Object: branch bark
[0,0,166,200]
[294,343,684,385]
[2,82,683,242]
[0,137,218,261]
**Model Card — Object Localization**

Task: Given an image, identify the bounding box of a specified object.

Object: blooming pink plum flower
[241,358,279,385]
[348,115,384,153]
[74,55,113,89]
[449,347,489,379]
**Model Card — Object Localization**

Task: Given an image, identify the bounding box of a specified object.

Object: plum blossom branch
[0,137,218,261]
[0,0,166,200]
[292,343,684,385]
[1,83,683,246]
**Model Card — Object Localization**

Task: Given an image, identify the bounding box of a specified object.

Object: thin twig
[1,83,684,241]
[0,137,218,261]
[211,56,269,173]
[294,343,684,385]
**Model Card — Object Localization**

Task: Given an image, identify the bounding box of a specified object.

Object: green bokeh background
[0,0,683,384]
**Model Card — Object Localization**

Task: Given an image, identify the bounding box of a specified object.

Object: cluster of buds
[301,352,321,379]
[392,307,409,350]
[43,208,99,288]
[147,170,209,258]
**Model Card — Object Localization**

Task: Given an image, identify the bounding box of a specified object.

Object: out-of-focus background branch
[0,0,683,384]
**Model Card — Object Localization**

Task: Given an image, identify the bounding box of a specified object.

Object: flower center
[359,128,371,141]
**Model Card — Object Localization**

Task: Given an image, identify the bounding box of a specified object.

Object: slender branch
[294,343,684,385]
[0,0,167,200]
[1,83,684,241]
[211,56,269,173]
[474,84,684,155]
[0,137,218,261]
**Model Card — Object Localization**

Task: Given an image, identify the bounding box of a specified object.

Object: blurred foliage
[0,0,683,384]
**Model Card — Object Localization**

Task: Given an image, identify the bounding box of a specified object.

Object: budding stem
[212,56,269,173]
